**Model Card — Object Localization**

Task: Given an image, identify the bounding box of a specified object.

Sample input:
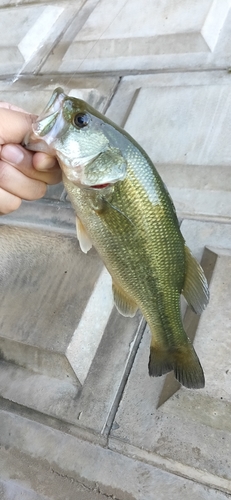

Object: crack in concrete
[51,468,120,500]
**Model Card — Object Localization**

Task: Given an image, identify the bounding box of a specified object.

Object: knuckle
[0,196,21,215]
[0,161,9,186]
[34,182,47,199]
[46,171,62,185]
[9,197,22,213]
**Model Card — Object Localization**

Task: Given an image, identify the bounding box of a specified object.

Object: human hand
[0,102,62,215]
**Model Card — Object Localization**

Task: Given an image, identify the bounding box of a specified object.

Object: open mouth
[91,183,111,189]
[42,87,66,117]
[24,88,67,153]
[33,90,67,140]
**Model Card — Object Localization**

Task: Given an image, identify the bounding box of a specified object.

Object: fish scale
[25,87,210,389]
[63,159,185,345]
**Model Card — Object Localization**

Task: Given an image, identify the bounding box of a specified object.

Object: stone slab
[106,70,231,124]
[0,219,145,440]
[0,2,85,76]
[124,86,231,168]
[109,219,231,491]
[0,75,119,114]
[44,0,231,73]
[0,449,108,500]
[0,225,104,382]
[0,410,230,500]
[41,0,101,74]
[106,71,231,220]
[0,199,76,233]
[0,314,145,442]
[0,481,49,500]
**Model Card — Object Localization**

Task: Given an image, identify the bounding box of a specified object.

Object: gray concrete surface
[1,0,231,498]
[1,412,230,500]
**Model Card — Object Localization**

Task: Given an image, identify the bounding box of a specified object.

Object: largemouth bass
[25,88,209,389]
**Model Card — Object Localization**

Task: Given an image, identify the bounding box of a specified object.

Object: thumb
[0,108,34,145]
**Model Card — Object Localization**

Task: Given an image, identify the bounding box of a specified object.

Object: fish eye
[73,113,90,128]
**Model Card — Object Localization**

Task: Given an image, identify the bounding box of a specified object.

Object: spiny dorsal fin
[76,216,92,254]
[112,282,137,317]
[182,245,209,314]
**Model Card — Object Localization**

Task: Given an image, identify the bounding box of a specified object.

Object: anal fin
[182,245,209,314]
[76,216,92,254]
[112,282,137,318]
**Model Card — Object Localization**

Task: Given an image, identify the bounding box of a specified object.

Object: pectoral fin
[112,282,137,317]
[76,216,92,253]
[182,245,209,314]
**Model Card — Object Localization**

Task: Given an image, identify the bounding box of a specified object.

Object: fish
[24,87,209,389]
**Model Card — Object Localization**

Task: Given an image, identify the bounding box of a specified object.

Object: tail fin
[149,343,205,389]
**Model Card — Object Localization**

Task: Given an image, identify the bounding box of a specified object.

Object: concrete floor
[1,1,231,498]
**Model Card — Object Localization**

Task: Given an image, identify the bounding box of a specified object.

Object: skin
[0,102,62,215]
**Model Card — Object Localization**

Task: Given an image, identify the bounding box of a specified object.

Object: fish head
[24,87,127,189]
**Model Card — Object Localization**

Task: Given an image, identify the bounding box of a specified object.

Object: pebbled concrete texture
[0,411,230,500]
[1,0,231,499]
[0,448,114,500]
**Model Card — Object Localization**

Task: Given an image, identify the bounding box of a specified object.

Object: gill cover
[25,87,127,188]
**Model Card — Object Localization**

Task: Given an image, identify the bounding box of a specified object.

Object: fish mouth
[24,88,127,191]
[90,182,111,190]
[24,87,66,153]
[75,180,113,192]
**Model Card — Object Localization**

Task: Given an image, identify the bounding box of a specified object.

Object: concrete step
[0,448,115,500]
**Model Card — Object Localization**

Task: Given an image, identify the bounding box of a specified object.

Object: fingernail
[1,145,25,165]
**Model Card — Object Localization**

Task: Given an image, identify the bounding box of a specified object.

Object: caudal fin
[148,343,205,389]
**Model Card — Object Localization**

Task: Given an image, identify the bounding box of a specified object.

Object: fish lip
[23,111,60,153]
[41,87,66,117]
[24,88,67,153]
[32,110,60,138]
[81,182,114,192]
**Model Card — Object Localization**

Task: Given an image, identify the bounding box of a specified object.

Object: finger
[0,161,46,201]
[1,144,62,185]
[33,151,60,172]
[0,108,34,145]
[0,102,31,113]
[0,187,22,214]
